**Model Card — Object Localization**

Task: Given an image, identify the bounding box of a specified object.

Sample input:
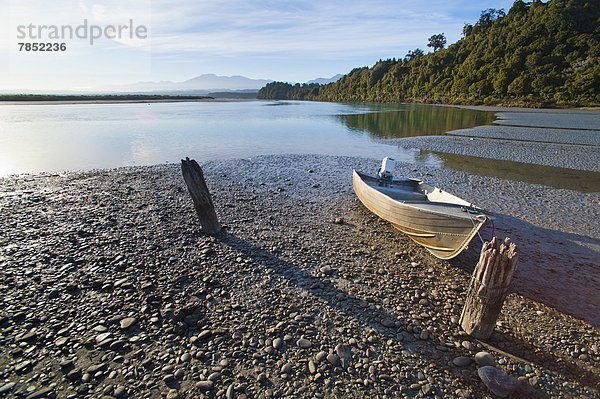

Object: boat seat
[376,186,428,201]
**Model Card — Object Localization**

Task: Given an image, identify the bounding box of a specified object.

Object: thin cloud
[0,0,516,88]
[146,0,462,56]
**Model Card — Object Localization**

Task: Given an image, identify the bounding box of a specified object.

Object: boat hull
[352,170,487,259]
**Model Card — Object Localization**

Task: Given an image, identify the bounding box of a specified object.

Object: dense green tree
[258,0,600,107]
[462,24,474,38]
[404,48,425,62]
[427,33,447,52]
[478,8,506,26]
[256,82,321,100]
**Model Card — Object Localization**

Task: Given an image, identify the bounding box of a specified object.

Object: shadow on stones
[486,331,600,391]
[344,201,597,393]
[450,211,600,328]
[215,231,480,394]
[165,379,181,390]
[220,231,403,337]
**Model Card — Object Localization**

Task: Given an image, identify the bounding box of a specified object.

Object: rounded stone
[166,390,180,399]
[272,338,283,350]
[281,363,292,374]
[119,317,137,330]
[335,344,352,361]
[327,353,340,366]
[113,386,127,398]
[196,380,214,391]
[297,338,312,349]
[475,351,496,367]
[174,369,185,380]
[315,351,328,363]
[478,366,518,397]
[452,356,473,367]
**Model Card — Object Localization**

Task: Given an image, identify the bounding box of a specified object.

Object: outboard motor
[378,157,395,180]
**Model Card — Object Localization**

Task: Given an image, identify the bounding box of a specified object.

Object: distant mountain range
[307,74,344,85]
[0,73,345,96]
[118,74,273,93]
[111,73,344,93]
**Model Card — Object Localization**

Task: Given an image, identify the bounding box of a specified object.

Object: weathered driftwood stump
[460,237,518,339]
[181,157,221,235]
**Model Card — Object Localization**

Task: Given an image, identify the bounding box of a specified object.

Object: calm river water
[0,101,492,175]
[2,100,597,192]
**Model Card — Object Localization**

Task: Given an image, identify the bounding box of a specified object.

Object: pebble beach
[1,154,598,399]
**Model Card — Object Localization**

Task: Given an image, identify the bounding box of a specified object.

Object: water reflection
[334,104,598,193]
[0,101,440,176]
[337,104,495,138]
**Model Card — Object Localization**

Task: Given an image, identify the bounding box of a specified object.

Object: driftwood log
[460,237,518,339]
[181,157,221,235]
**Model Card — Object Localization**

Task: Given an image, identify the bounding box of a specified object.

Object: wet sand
[448,125,599,146]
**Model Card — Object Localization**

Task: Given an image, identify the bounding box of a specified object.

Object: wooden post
[181,157,221,235]
[460,237,518,339]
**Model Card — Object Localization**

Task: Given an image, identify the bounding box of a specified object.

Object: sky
[0,0,515,91]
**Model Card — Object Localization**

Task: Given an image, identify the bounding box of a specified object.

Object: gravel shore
[448,125,600,146]
[389,135,600,172]
[1,154,598,399]
[493,111,600,130]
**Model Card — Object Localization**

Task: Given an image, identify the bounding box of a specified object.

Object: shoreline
[392,135,600,172]
[450,104,600,112]
[0,154,598,398]
[1,98,597,109]
[0,99,221,106]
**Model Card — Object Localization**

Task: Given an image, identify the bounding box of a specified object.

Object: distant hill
[111,74,344,96]
[119,74,273,93]
[181,74,272,90]
[258,0,599,107]
[307,74,344,85]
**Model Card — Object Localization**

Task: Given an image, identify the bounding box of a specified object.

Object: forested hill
[257,0,599,107]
